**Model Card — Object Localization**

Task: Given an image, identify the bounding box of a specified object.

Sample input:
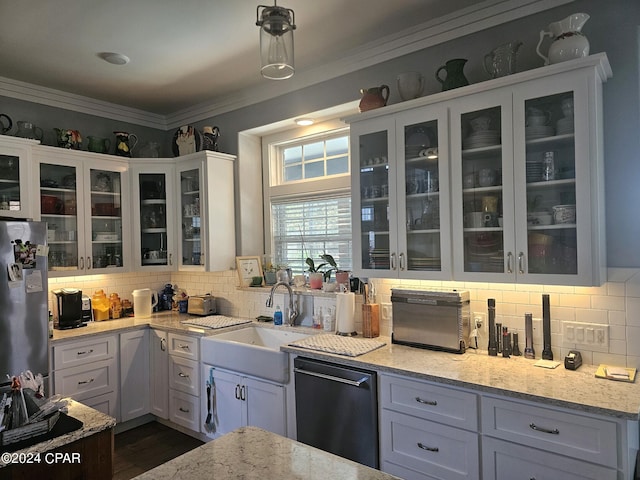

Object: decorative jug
[15,121,43,141]
[0,114,12,134]
[87,136,111,154]
[397,72,424,101]
[536,13,590,65]
[484,41,522,78]
[202,126,220,151]
[139,141,160,158]
[435,58,469,91]
[113,131,138,157]
[359,85,390,112]
[54,128,82,149]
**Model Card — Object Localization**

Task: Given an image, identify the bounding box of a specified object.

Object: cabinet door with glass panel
[450,91,516,282]
[0,136,36,219]
[131,160,176,271]
[512,73,601,285]
[350,116,396,277]
[395,105,451,278]
[176,159,204,270]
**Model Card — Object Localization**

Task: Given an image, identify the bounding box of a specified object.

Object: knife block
[362,304,380,338]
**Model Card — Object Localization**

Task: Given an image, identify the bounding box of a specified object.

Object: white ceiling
[0,0,500,116]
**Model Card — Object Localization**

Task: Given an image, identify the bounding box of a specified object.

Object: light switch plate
[562,321,609,352]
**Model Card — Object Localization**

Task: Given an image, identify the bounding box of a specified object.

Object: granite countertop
[0,399,116,467]
[132,426,400,480]
[282,338,640,420]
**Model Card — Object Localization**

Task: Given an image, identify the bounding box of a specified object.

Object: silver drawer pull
[415,397,437,406]
[77,349,94,355]
[179,407,190,413]
[78,378,94,385]
[417,442,439,452]
[178,344,190,349]
[178,372,190,378]
[529,423,559,435]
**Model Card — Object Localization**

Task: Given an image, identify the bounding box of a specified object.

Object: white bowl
[552,204,576,224]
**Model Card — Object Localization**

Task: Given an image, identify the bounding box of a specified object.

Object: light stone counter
[282,338,640,420]
[0,399,116,467]
[132,426,400,480]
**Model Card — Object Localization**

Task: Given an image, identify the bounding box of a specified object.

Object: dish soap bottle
[274,305,283,326]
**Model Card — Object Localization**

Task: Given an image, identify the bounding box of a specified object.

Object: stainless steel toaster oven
[391,289,470,354]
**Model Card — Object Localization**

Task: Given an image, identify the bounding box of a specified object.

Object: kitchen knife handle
[529,422,559,435]
[415,397,437,406]
[417,442,439,452]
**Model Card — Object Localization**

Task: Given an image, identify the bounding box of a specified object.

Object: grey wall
[1,0,638,267]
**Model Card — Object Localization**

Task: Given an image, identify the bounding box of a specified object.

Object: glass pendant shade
[257,4,296,80]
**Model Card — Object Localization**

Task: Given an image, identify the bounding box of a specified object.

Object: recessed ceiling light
[98,52,130,66]
[295,118,314,126]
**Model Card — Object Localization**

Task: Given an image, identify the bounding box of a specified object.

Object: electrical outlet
[381,303,392,321]
[562,321,609,352]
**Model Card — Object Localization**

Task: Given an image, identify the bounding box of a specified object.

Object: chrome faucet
[266,281,298,326]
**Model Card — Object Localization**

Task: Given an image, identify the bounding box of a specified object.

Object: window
[264,125,352,275]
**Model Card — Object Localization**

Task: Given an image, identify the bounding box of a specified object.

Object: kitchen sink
[201,326,311,383]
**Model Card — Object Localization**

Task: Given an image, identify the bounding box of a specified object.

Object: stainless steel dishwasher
[294,357,378,468]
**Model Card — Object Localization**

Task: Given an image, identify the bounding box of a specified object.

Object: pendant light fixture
[256,2,296,80]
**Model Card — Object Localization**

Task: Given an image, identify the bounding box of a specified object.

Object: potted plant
[263,261,277,285]
[305,256,328,289]
[321,253,350,287]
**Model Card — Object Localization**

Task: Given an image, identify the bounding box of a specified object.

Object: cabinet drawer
[383,461,439,480]
[168,332,199,360]
[53,335,117,370]
[482,437,616,480]
[481,395,618,468]
[53,358,117,401]
[381,409,480,480]
[81,391,119,421]
[169,356,200,396]
[169,390,200,432]
[380,374,478,431]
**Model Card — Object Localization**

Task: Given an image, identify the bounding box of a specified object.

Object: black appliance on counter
[52,288,84,329]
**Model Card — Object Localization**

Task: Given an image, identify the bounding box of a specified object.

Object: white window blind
[271,196,352,274]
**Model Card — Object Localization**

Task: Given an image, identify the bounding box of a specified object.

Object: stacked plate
[463,130,500,149]
[556,117,574,135]
[526,125,555,139]
[368,249,390,269]
[526,160,543,183]
[408,257,441,270]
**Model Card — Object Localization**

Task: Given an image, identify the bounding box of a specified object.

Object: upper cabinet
[32,146,131,277]
[347,54,611,286]
[0,136,37,219]
[175,151,236,272]
[130,159,177,271]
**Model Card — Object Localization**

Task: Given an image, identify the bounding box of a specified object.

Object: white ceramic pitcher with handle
[536,13,590,65]
[132,288,158,318]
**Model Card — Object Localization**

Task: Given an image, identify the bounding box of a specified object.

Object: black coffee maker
[52,288,84,329]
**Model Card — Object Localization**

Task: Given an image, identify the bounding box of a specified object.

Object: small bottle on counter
[274,306,283,326]
[323,307,334,332]
[312,307,322,329]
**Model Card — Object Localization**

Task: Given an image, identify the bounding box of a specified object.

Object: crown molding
[0,0,572,131]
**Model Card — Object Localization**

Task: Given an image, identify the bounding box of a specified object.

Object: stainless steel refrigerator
[0,221,48,390]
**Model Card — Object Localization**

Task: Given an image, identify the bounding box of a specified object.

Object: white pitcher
[132,288,158,318]
[536,13,590,65]
[397,72,424,101]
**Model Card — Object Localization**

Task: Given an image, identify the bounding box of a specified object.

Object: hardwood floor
[113,422,204,480]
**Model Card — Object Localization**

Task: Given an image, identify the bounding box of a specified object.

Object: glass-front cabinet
[131,160,176,270]
[175,151,236,272]
[34,147,130,276]
[451,68,604,285]
[350,107,450,279]
[0,136,37,218]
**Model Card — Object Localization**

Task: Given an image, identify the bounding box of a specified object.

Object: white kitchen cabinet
[175,150,236,272]
[379,373,479,480]
[130,159,177,271]
[32,146,131,277]
[0,135,37,218]
[52,334,119,420]
[349,106,451,279]
[449,61,609,285]
[481,394,629,479]
[346,54,610,286]
[203,366,286,439]
[149,329,169,419]
[120,329,150,422]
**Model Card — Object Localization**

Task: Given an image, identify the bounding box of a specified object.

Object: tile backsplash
[51,267,640,369]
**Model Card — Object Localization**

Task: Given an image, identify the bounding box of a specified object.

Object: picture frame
[235,256,264,287]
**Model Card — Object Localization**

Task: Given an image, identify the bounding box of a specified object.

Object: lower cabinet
[166,332,200,431]
[149,329,169,418]
[120,329,150,422]
[204,366,286,439]
[52,334,119,420]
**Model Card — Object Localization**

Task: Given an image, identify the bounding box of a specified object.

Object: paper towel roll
[335,292,356,335]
